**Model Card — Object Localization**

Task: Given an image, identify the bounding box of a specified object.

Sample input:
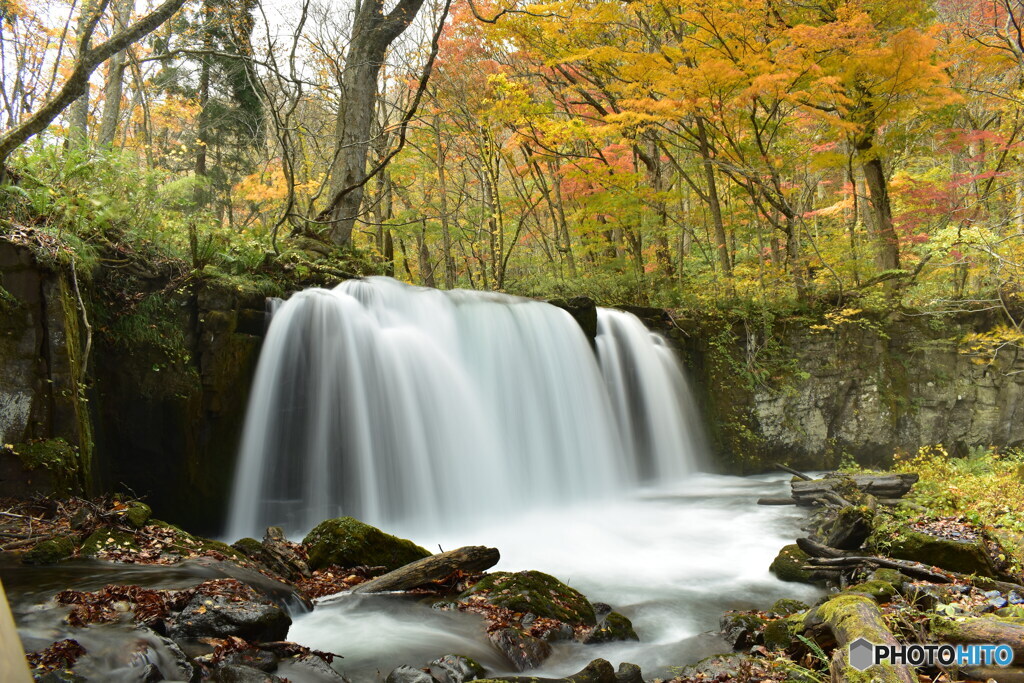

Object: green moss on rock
[22,535,76,565]
[80,528,138,556]
[12,439,80,495]
[769,544,817,584]
[770,598,809,615]
[585,611,638,643]
[460,571,597,626]
[302,517,430,571]
[844,580,898,604]
[121,502,152,528]
[887,529,998,578]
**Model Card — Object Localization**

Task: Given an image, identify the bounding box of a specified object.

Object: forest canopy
[1,0,1023,317]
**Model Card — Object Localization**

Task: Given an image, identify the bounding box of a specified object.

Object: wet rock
[614,662,643,683]
[169,589,291,642]
[35,672,88,682]
[428,654,486,683]
[223,648,279,672]
[21,535,76,565]
[275,653,351,681]
[844,579,899,604]
[768,544,816,584]
[208,664,285,682]
[386,665,436,683]
[460,571,596,626]
[719,611,765,649]
[302,517,431,571]
[584,612,638,644]
[489,627,553,671]
[769,598,808,616]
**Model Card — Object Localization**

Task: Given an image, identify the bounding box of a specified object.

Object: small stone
[989,596,1009,610]
[1009,591,1023,605]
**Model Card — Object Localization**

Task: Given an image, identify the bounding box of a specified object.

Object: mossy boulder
[769,544,816,584]
[80,528,138,556]
[460,571,597,626]
[888,529,999,578]
[763,614,804,651]
[719,611,766,649]
[584,611,639,644]
[231,537,265,559]
[21,535,76,565]
[302,517,430,571]
[769,598,809,616]
[120,502,152,529]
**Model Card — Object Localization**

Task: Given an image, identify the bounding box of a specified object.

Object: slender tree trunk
[856,131,900,273]
[434,118,454,289]
[417,220,435,287]
[696,116,731,277]
[67,2,98,148]
[97,0,130,147]
[324,0,427,246]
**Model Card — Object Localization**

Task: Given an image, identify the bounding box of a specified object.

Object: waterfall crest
[226,277,704,539]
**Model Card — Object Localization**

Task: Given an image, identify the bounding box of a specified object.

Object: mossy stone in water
[461,571,597,625]
[769,544,816,584]
[302,517,430,571]
[22,535,76,565]
[770,598,809,615]
[585,611,639,644]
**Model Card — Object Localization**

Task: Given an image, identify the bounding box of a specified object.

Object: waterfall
[225,277,704,539]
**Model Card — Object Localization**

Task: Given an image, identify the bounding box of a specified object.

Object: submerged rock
[302,517,431,571]
[584,612,638,644]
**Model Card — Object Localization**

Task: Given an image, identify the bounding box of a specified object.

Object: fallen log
[791,474,918,506]
[931,615,1024,661]
[804,555,953,583]
[801,594,916,683]
[352,545,500,594]
[757,497,797,506]
[775,463,814,480]
[796,537,857,559]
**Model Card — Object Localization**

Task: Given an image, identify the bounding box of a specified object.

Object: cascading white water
[226,276,705,539]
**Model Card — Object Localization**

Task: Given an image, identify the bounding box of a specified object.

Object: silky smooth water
[227,277,705,539]
[289,473,820,681]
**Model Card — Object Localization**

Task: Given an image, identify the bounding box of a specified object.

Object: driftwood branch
[351,546,500,594]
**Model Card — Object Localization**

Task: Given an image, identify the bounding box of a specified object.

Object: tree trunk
[323,0,428,246]
[856,132,900,273]
[434,117,455,288]
[696,116,730,277]
[97,0,131,147]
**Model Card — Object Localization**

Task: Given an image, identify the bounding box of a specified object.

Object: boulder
[21,535,76,565]
[428,654,486,683]
[583,612,638,644]
[489,628,552,671]
[768,544,817,584]
[386,665,435,683]
[460,571,596,626]
[302,517,431,571]
[169,589,290,642]
[887,529,1000,578]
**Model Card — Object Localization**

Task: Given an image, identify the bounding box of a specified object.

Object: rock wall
[0,238,265,531]
[665,311,1024,473]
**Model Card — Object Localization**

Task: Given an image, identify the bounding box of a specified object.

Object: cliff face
[0,239,265,531]
[668,311,1024,473]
